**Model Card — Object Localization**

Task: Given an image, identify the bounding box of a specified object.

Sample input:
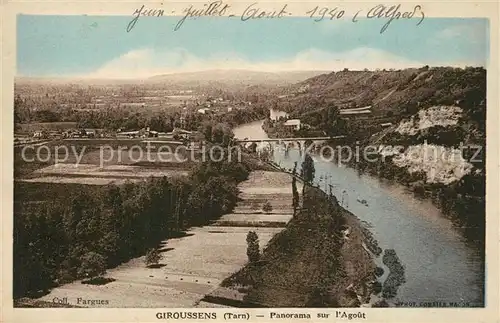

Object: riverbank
[234,118,484,306]
[260,116,485,246]
[326,142,486,246]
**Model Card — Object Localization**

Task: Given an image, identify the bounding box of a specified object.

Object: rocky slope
[274,66,486,244]
[278,66,485,118]
[348,103,486,244]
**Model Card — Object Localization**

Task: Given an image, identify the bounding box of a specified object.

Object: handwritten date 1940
[306,6,345,22]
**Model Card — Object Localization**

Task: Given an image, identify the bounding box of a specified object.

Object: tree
[78,252,106,280]
[262,201,273,214]
[292,162,300,216]
[144,248,161,267]
[259,148,271,162]
[248,142,258,153]
[301,153,315,194]
[201,122,213,142]
[323,105,340,136]
[246,231,260,263]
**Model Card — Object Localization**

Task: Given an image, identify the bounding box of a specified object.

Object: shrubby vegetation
[262,201,273,214]
[246,231,260,263]
[144,248,161,268]
[381,249,406,299]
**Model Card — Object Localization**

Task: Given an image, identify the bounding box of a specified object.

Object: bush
[246,231,260,263]
[262,201,273,214]
[374,266,384,277]
[145,248,161,267]
[77,252,106,280]
[372,281,383,294]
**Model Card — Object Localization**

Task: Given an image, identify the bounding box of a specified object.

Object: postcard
[1,0,498,322]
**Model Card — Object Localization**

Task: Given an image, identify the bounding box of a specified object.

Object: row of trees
[14,147,251,297]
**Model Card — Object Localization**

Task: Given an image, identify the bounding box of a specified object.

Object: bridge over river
[236,136,345,143]
[236,135,347,152]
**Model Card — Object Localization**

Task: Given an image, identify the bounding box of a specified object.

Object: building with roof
[283,119,301,131]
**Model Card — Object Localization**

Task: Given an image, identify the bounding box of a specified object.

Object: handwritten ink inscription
[126,2,425,34]
[174,1,230,31]
[367,4,425,33]
[127,5,165,32]
[241,3,290,21]
[306,6,345,22]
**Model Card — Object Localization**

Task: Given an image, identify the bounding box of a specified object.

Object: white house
[283,119,301,131]
[339,106,372,115]
[33,131,45,138]
[84,129,96,137]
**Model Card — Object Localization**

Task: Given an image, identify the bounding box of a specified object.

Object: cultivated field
[19,176,129,185]
[19,163,189,185]
[15,138,193,184]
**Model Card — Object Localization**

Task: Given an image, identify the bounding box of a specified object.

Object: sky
[17,15,489,79]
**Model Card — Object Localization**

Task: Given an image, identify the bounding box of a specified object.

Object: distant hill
[148,69,329,85]
[16,70,329,87]
[15,76,142,85]
[277,66,486,117]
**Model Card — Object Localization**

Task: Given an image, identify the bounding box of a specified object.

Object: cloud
[83,46,477,79]
[435,21,487,43]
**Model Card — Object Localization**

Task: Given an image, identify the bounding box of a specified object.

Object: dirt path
[38,171,297,307]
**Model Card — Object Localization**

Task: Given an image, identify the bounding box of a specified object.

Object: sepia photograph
[8,3,493,315]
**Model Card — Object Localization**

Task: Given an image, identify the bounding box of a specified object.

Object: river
[233,118,484,306]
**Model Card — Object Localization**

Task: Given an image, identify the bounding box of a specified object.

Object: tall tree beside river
[292,162,299,216]
[301,154,315,195]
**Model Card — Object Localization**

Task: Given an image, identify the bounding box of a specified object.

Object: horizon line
[15,65,487,82]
